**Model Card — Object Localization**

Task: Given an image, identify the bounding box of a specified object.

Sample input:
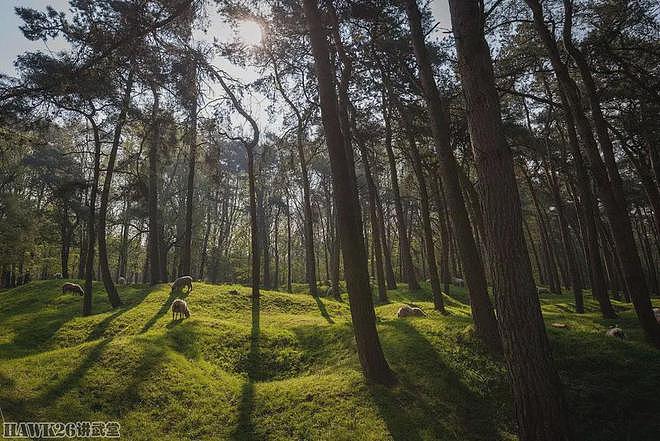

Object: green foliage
[1,281,659,440]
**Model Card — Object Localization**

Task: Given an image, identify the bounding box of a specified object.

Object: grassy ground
[0,280,659,440]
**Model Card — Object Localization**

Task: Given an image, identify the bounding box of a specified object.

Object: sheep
[62,282,85,296]
[605,326,626,340]
[171,298,190,320]
[396,305,427,318]
[54,273,62,279]
[228,289,239,295]
[117,276,126,285]
[171,275,193,294]
[452,277,465,287]
[653,308,660,323]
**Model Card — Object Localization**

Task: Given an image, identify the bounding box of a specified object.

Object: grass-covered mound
[1,280,659,440]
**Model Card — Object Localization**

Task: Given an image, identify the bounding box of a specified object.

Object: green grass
[0,280,659,440]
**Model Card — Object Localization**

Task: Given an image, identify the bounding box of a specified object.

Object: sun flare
[236,20,263,46]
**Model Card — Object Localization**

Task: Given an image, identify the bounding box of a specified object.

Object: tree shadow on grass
[370,320,505,441]
[230,293,261,441]
[2,338,111,421]
[313,295,334,324]
[140,286,188,334]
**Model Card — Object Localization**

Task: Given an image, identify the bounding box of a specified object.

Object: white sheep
[117,276,126,285]
[605,326,625,340]
[452,277,465,287]
[396,305,427,318]
[653,308,660,324]
[171,298,190,320]
[62,282,84,296]
[171,275,193,294]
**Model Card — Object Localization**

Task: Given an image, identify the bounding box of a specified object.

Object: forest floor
[0,280,659,440]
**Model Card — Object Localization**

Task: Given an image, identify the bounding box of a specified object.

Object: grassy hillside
[1,280,659,440]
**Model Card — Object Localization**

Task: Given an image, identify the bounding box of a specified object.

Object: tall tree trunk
[375,187,397,290]
[78,224,86,279]
[199,198,213,281]
[546,163,583,312]
[180,61,198,277]
[431,175,452,295]
[274,207,280,290]
[380,81,419,291]
[148,87,163,286]
[448,1,572,439]
[524,168,561,294]
[83,118,102,315]
[404,124,445,312]
[527,0,660,347]
[523,215,544,285]
[303,0,395,385]
[356,135,388,303]
[97,71,133,308]
[247,147,260,298]
[286,191,292,293]
[404,0,500,353]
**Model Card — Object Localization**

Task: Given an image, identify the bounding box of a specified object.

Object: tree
[448,0,572,438]
[302,0,395,385]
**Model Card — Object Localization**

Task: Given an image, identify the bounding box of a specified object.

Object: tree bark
[448,1,572,439]
[303,0,395,385]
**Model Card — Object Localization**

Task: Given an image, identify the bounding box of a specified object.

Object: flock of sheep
[58,278,660,336]
[61,276,193,321]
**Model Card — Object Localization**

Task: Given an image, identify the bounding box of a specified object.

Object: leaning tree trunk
[448,1,572,439]
[98,70,133,308]
[303,0,395,385]
[404,0,500,353]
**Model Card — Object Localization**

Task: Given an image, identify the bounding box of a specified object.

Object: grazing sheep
[117,276,126,285]
[62,282,84,296]
[396,305,427,318]
[171,275,193,294]
[452,277,465,287]
[171,298,190,320]
[54,273,62,279]
[605,326,626,340]
[653,308,660,323]
[228,289,239,295]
